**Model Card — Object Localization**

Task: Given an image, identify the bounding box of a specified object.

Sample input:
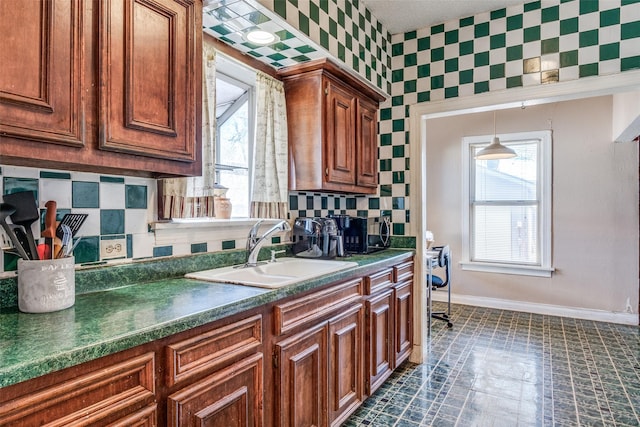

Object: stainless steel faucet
[244,219,291,267]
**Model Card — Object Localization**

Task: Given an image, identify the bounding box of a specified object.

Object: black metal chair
[430,245,452,328]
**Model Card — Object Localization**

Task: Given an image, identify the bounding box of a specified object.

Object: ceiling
[360,0,526,34]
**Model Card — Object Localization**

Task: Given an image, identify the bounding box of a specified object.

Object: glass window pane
[474,142,537,201]
[473,204,538,264]
[218,101,249,168]
[218,169,249,218]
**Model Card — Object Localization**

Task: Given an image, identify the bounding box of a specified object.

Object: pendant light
[475,111,517,160]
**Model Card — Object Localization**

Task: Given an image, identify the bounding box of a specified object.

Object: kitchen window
[461,130,553,277]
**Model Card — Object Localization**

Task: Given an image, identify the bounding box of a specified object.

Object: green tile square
[305,195,313,210]
[541,37,559,54]
[346,198,357,209]
[541,5,559,23]
[405,183,410,197]
[380,108,392,121]
[490,33,506,49]
[430,75,444,89]
[352,22,359,40]
[273,0,286,18]
[271,236,281,244]
[507,14,523,31]
[298,13,309,35]
[392,197,405,210]
[392,119,404,132]
[40,171,70,179]
[74,236,100,264]
[125,185,147,209]
[392,42,404,56]
[245,11,271,25]
[380,159,392,172]
[319,29,329,49]
[393,223,405,236]
[221,240,236,250]
[267,52,286,61]
[459,69,473,84]
[392,171,405,184]
[460,16,474,27]
[368,198,380,210]
[560,17,579,35]
[321,196,328,210]
[524,1,541,12]
[210,24,231,36]
[392,95,404,106]
[431,47,444,62]
[417,91,430,103]
[356,210,368,218]
[621,21,640,40]
[474,81,490,94]
[329,18,337,38]
[417,36,430,51]
[289,195,298,210]
[579,0,598,14]
[560,50,579,67]
[474,51,489,67]
[579,29,599,47]
[337,8,345,26]
[506,45,523,61]
[309,2,319,23]
[445,58,458,73]
[445,29,458,45]
[380,185,392,197]
[73,181,100,208]
[274,29,296,41]
[247,50,263,58]
[459,40,474,56]
[444,87,458,99]
[600,9,620,27]
[404,80,416,93]
[490,63,505,79]
[506,76,523,88]
[431,24,444,34]
[621,55,640,71]
[100,209,124,235]
[392,145,405,158]
[600,42,620,61]
[579,63,599,77]
[291,54,311,63]
[271,42,291,52]
[524,26,541,42]
[475,22,489,38]
[3,177,38,197]
[334,198,341,210]
[380,134,392,146]
[404,53,417,67]
[152,246,173,257]
[491,8,506,19]
[191,243,207,254]
[417,64,430,78]
[295,44,316,54]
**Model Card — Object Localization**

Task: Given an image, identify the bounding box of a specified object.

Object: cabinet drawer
[364,268,393,295]
[166,314,263,387]
[274,278,363,336]
[393,260,414,283]
[0,352,155,426]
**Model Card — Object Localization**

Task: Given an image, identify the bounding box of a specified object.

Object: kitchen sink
[185,257,358,289]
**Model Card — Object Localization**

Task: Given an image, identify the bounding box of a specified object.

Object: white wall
[426,95,639,318]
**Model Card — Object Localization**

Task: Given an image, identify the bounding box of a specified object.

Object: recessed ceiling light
[244,29,278,45]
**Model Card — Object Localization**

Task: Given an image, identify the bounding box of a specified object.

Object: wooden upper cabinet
[0,0,84,147]
[279,59,386,195]
[0,0,202,178]
[99,0,198,162]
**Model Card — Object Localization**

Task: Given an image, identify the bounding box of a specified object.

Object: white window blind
[462,131,553,277]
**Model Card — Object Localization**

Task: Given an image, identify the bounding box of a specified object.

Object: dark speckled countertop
[0,248,413,388]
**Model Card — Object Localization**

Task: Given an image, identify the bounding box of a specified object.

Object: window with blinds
[462,130,553,277]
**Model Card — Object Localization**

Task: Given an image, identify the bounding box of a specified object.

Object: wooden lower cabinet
[365,288,395,395]
[394,280,414,366]
[167,353,264,427]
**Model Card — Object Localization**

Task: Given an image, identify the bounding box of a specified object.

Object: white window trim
[461,130,554,277]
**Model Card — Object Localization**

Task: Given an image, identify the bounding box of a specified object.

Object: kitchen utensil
[65,236,83,257]
[41,200,58,260]
[13,226,35,260]
[3,191,40,260]
[57,224,72,258]
[0,203,30,260]
[56,213,88,239]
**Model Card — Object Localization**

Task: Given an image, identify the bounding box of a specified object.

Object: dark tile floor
[345,302,640,426]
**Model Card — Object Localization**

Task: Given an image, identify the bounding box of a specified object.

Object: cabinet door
[99,0,199,162]
[328,304,364,426]
[324,79,356,186]
[394,280,413,366]
[356,98,378,188]
[167,353,263,427]
[0,0,84,147]
[366,289,394,395]
[275,323,328,427]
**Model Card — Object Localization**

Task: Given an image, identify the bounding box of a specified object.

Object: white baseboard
[431,292,639,326]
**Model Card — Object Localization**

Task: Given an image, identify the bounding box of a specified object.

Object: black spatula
[3,191,41,260]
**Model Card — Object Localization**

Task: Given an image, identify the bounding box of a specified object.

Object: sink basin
[185,258,358,289]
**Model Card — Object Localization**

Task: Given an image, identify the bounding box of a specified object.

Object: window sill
[460,261,554,278]
[150,218,287,246]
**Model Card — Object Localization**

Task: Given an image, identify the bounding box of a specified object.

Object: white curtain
[161,43,217,218]
[250,71,289,219]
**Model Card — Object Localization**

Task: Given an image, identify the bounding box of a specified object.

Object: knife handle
[42,200,57,239]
